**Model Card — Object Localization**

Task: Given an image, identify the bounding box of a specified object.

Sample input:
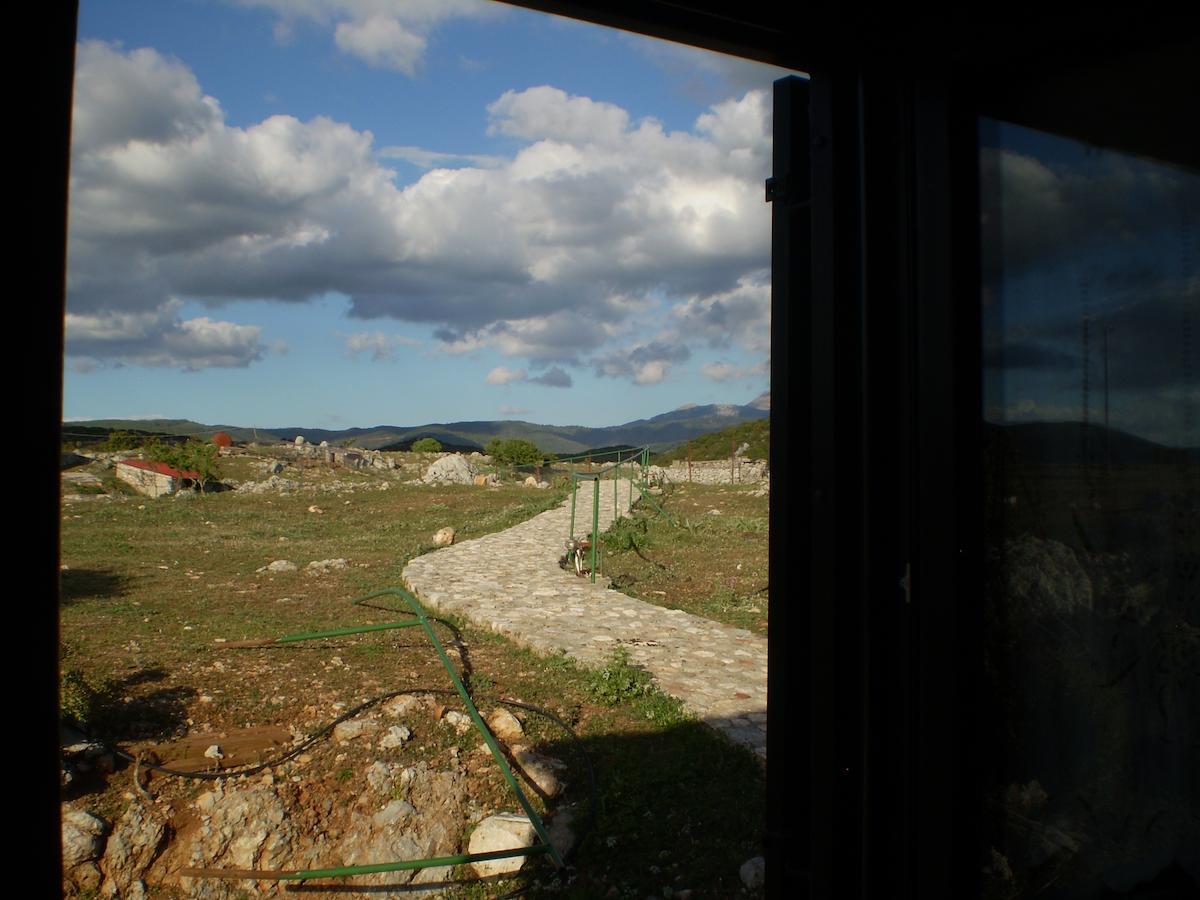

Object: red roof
[119,459,201,480]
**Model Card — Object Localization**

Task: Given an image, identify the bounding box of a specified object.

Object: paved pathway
[403,478,768,759]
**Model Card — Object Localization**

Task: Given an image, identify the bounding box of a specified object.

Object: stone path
[403,478,768,760]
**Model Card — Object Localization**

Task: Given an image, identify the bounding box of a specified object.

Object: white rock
[333,718,379,744]
[468,813,537,878]
[382,694,422,718]
[433,527,456,547]
[524,475,539,487]
[510,745,566,798]
[294,436,306,446]
[379,725,412,749]
[306,558,349,574]
[422,453,477,485]
[257,559,297,573]
[740,855,765,889]
[203,745,223,760]
[61,809,108,867]
[442,710,472,734]
[486,708,524,744]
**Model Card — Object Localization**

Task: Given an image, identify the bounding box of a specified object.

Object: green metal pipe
[569,475,578,538]
[591,478,599,583]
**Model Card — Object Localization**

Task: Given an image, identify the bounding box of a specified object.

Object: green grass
[601,482,770,636]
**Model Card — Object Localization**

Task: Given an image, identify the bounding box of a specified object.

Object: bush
[100,430,141,452]
[411,437,442,453]
[486,438,544,466]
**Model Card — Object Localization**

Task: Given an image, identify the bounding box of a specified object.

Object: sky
[62,0,796,430]
[980,120,1200,448]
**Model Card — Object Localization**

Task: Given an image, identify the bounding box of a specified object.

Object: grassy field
[599,482,769,636]
[59,448,767,898]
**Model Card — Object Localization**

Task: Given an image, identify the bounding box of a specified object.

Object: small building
[114,460,200,498]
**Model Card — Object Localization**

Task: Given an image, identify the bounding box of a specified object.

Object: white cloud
[593,340,691,385]
[233,0,501,71]
[701,360,767,381]
[66,299,267,370]
[342,331,420,361]
[498,405,530,416]
[485,365,526,385]
[67,43,773,383]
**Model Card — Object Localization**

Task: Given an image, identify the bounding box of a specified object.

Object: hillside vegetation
[652,417,769,464]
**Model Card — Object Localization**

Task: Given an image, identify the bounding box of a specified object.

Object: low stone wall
[665,458,768,484]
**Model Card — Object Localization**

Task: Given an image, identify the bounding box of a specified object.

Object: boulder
[433,527,456,547]
[740,855,765,890]
[486,708,524,744]
[100,802,166,897]
[62,808,109,868]
[468,813,537,878]
[422,453,477,486]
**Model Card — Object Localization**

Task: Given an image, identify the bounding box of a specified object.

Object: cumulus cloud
[234,0,500,73]
[594,341,692,385]
[66,299,267,370]
[485,364,572,387]
[485,365,526,385]
[342,331,420,361]
[701,360,768,381]
[672,270,770,354]
[67,42,773,381]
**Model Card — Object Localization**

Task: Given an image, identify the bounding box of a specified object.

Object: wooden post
[687,442,693,482]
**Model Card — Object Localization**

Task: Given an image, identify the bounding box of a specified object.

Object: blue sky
[63,0,793,429]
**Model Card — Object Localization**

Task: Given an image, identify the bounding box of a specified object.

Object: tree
[411,437,442,453]
[147,439,222,493]
[485,438,544,467]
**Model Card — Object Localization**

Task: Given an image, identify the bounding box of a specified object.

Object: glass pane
[980,121,1199,898]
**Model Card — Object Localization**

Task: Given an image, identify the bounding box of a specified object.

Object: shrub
[147,439,222,492]
[485,438,544,466]
[411,437,442,453]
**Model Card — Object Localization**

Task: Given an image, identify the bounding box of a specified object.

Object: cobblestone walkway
[403,478,768,760]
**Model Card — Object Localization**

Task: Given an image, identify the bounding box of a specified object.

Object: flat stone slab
[403,478,767,759]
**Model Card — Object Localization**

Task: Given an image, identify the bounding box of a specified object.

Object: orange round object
[212,431,233,448]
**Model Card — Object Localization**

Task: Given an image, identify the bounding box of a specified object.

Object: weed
[335,767,354,782]
[585,647,655,706]
[601,515,647,553]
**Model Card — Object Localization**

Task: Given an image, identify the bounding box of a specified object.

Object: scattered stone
[307,505,324,514]
[433,527,456,547]
[524,475,539,487]
[474,474,489,486]
[739,855,765,890]
[306,558,349,574]
[268,461,285,475]
[509,745,566,798]
[1002,535,1093,617]
[365,761,393,793]
[333,718,379,744]
[486,708,524,744]
[379,725,412,749]
[546,805,577,859]
[468,813,536,878]
[294,436,306,446]
[382,694,422,718]
[257,559,297,573]
[442,710,472,734]
[203,745,223,761]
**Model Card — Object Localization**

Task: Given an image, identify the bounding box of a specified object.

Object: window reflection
[980,121,1199,898]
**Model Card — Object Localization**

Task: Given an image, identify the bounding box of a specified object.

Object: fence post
[570,475,578,538]
[591,477,600,583]
[731,437,736,483]
[688,442,693,483]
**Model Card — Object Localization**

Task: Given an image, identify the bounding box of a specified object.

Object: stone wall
[114,463,178,498]
[664,458,768,484]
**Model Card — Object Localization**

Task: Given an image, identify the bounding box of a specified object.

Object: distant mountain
[66,397,770,455]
